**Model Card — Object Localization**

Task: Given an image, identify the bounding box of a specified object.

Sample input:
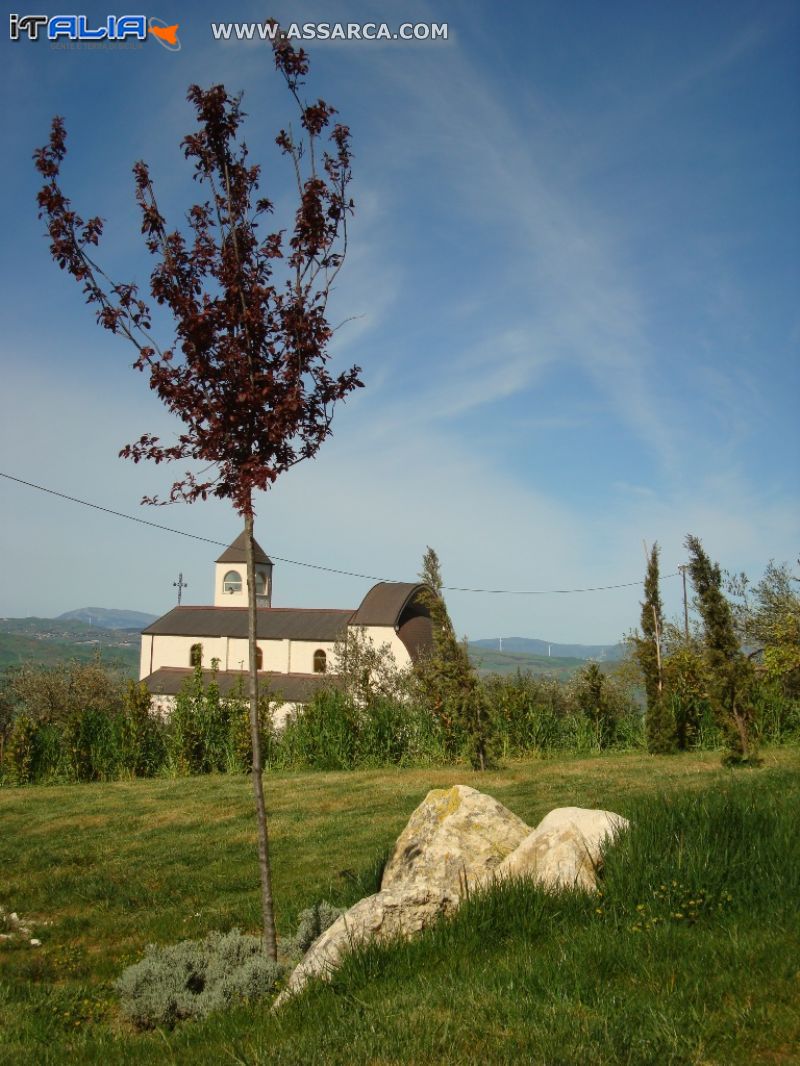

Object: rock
[489,806,629,892]
[30,939,41,947]
[275,886,450,1005]
[381,785,531,900]
[276,785,530,1005]
[275,793,629,1006]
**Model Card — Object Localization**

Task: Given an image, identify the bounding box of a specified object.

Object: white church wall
[354,625,414,670]
[213,562,272,608]
[224,638,289,672]
[150,634,229,673]
[287,640,338,675]
[139,634,154,679]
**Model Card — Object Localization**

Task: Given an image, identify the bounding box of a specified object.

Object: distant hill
[470,637,626,662]
[57,608,157,630]
[0,617,140,676]
[467,646,588,680]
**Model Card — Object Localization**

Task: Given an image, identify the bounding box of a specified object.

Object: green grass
[1,749,799,1064]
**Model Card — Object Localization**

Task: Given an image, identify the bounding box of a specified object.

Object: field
[1,750,799,1064]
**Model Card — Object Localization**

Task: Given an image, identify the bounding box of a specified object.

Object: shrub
[570,663,621,750]
[5,713,38,785]
[275,688,359,770]
[270,689,449,770]
[291,900,344,955]
[117,929,284,1029]
[119,681,166,777]
[481,673,570,755]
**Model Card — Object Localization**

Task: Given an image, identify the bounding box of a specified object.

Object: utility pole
[173,572,188,606]
[679,564,689,640]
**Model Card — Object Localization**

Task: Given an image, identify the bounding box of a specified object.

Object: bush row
[1,663,798,784]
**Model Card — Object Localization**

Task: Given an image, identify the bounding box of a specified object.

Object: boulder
[380,785,531,900]
[275,793,629,1004]
[489,806,629,892]
[275,886,449,1004]
[276,785,530,1004]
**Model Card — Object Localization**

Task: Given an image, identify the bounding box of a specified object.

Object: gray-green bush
[291,900,344,955]
[117,929,285,1029]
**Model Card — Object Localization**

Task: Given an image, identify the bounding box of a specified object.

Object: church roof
[215,532,272,566]
[350,582,429,627]
[142,606,351,641]
[143,668,340,702]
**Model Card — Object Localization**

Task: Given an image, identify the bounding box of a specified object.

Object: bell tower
[214,531,273,608]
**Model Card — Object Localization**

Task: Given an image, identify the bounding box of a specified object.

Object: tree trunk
[731,705,751,762]
[244,511,278,960]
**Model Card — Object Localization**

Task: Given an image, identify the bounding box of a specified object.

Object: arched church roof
[215,532,272,566]
[350,582,430,628]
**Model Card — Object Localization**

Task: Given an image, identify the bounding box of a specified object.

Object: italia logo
[9,14,180,49]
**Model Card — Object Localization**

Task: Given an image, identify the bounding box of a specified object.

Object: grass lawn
[1,749,799,1064]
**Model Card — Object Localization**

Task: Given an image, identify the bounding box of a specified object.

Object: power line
[0,470,678,595]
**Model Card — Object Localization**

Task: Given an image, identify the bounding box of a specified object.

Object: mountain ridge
[56,607,158,630]
[470,637,626,661]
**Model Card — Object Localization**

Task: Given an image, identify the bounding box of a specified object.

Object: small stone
[30,938,42,947]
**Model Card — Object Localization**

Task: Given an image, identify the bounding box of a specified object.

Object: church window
[223,570,242,594]
[190,643,203,668]
[313,649,327,674]
[255,570,268,594]
[255,647,263,670]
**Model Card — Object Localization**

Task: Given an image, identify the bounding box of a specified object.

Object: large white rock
[489,806,629,892]
[380,784,532,899]
[276,794,629,1004]
[275,886,449,1004]
[276,785,530,1003]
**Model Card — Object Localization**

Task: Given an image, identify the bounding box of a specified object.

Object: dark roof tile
[142,606,351,641]
[215,532,272,565]
[350,582,428,627]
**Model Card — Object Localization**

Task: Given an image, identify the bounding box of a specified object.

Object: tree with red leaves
[34,32,361,959]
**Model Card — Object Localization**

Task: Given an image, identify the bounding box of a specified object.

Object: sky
[0,0,798,644]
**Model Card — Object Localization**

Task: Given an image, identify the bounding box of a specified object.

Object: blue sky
[1,0,798,643]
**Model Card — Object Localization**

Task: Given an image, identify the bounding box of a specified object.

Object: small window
[190,643,203,668]
[255,647,263,670]
[255,571,268,595]
[313,649,327,674]
[223,570,242,594]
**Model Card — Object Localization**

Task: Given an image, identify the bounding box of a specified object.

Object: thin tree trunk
[244,511,278,960]
[732,706,751,761]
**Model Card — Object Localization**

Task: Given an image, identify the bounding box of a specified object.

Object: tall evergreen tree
[635,543,677,753]
[417,547,489,769]
[685,535,758,764]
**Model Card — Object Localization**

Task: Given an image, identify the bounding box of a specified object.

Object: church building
[139,533,434,718]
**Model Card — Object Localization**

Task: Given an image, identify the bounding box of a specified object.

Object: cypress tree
[685,534,758,765]
[417,547,490,769]
[636,543,677,753]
